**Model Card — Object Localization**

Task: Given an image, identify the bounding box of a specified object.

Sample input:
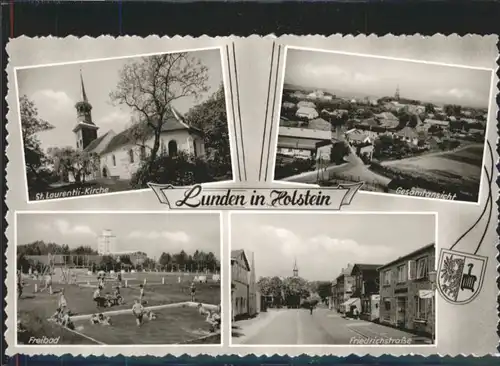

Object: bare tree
[110,53,209,179]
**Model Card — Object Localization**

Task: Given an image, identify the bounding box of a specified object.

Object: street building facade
[335,264,354,313]
[378,243,436,337]
[231,249,258,320]
[351,263,382,321]
[277,122,333,161]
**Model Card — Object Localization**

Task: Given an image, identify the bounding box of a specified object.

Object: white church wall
[100,130,204,180]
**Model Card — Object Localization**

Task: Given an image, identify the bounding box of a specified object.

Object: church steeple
[75,69,93,125]
[395,84,401,101]
[80,69,89,103]
[73,68,99,150]
[293,258,299,277]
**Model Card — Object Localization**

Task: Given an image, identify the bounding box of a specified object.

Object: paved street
[281,142,392,187]
[232,308,431,345]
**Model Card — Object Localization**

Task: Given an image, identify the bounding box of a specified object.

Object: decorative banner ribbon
[148,182,363,210]
[436,140,494,305]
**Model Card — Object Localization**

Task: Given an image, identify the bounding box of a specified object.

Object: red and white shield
[437,248,487,305]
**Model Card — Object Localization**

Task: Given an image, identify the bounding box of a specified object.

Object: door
[396,297,407,328]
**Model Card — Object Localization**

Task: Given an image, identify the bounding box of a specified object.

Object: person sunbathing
[146,311,157,321]
[111,286,123,305]
[60,311,75,330]
[98,313,112,326]
[206,310,221,332]
[51,307,63,322]
[197,303,210,316]
[90,314,100,325]
[17,320,27,333]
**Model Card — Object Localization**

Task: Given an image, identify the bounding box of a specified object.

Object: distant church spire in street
[293,258,299,277]
[395,85,400,101]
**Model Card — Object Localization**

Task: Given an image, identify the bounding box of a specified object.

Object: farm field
[18,272,220,345]
[382,144,483,184]
[376,143,485,201]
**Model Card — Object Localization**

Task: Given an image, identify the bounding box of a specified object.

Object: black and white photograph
[273,47,493,203]
[15,212,222,345]
[16,48,233,202]
[230,212,437,346]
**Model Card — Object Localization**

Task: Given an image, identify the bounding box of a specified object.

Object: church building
[72,71,205,181]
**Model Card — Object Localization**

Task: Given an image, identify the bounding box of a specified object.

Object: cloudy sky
[17,212,221,259]
[16,48,223,152]
[231,213,435,281]
[284,48,492,108]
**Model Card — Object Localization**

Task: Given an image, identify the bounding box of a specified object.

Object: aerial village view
[274,48,491,203]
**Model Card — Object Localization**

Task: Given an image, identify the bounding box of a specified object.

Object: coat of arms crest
[436,248,487,305]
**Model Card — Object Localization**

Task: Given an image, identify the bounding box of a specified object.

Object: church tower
[395,85,401,101]
[293,258,299,277]
[73,69,99,150]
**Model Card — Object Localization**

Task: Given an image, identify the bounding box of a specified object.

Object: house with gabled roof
[72,71,205,181]
[296,106,319,120]
[396,126,419,145]
[334,263,355,313]
[351,263,383,321]
[231,249,258,320]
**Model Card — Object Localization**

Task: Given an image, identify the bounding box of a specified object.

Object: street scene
[274,46,492,203]
[16,212,222,345]
[230,212,436,345]
[16,48,233,202]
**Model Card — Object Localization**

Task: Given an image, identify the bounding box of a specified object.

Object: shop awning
[341,297,359,308]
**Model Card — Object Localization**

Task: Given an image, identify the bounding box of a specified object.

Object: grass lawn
[72,306,217,345]
[18,275,220,345]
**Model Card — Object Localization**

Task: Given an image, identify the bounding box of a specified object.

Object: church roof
[84,131,112,153]
[99,107,201,155]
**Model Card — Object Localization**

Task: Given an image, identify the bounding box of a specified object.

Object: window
[362,299,370,313]
[416,257,428,279]
[161,139,167,155]
[415,296,429,319]
[383,298,391,311]
[397,264,407,283]
[140,146,146,160]
[76,141,80,149]
[112,155,116,166]
[356,276,362,293]
[129,149,134,163]
[168,140,178,157]
[193,139,198,157]
[383,269,392,285]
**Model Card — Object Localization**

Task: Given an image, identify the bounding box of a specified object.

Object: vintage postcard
[270,42,494,204]
[229,212,437,346]
[14,211,222,346]
[4,35,499,357]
